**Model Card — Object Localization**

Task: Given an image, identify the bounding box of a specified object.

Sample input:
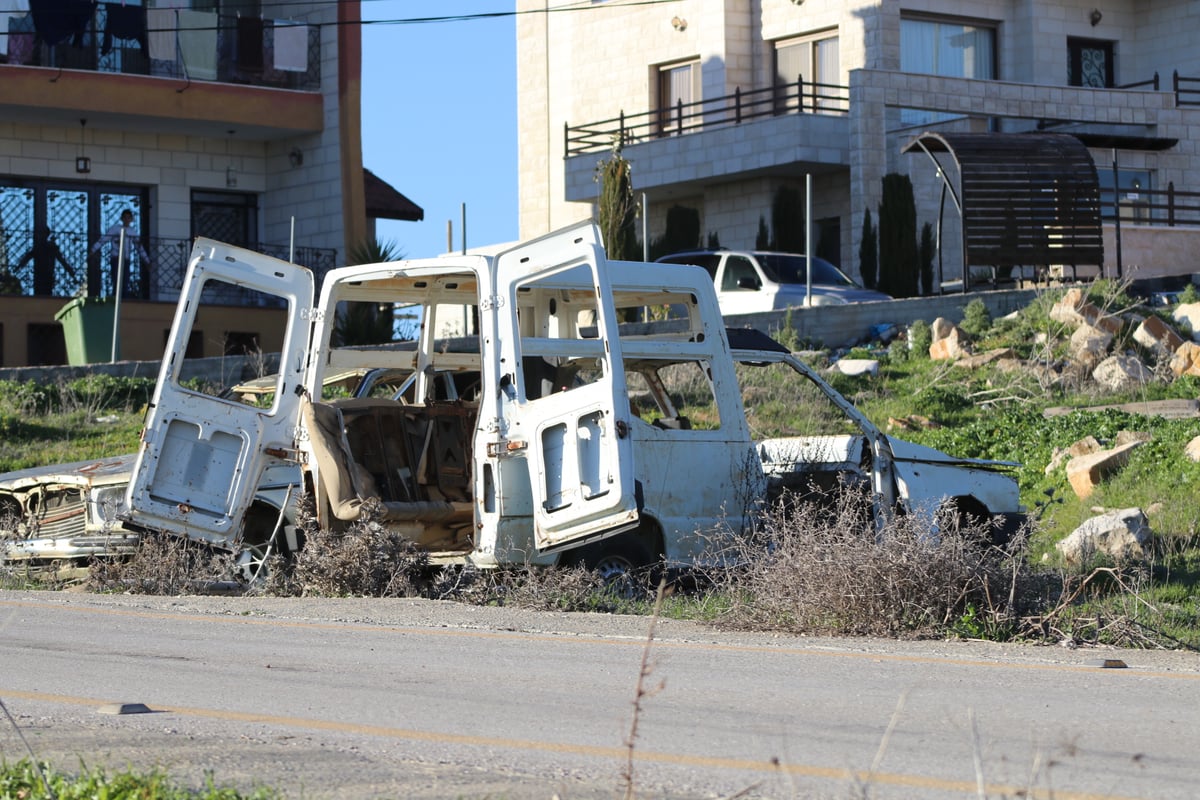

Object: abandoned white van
[124,222,1024,576]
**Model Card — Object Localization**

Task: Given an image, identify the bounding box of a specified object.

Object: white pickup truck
[124,222,1024,576]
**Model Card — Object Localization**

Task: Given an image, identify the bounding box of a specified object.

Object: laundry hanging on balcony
[3,7,34,61]
[0,0,27,58]
[272,21,306,72]
[101,2,147,56]
[235,14,262,71]
[29,0,95,47]
[145,6,173,60]
[176,7,215,80]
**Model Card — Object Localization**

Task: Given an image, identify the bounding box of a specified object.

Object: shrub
[907,319,932,357]
[959,298,992,337]
[712,487,1036,638]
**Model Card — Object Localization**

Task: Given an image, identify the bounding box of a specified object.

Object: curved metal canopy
[902,132,1103,281]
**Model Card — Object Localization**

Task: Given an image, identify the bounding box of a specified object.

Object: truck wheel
[569,535,658,598]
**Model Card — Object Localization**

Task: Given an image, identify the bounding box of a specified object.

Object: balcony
[0,8,323,138]
[563,79,851,202]
[0,229,336,306]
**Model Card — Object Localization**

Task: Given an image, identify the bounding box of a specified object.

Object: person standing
[18,225,77,296]
[90,209,152,297]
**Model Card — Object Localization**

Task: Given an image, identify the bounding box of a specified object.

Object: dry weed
[278,499,430,597]
[88,531,236,594]
[712,487,1036,638]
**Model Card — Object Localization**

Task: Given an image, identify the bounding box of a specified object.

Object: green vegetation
[0,376,149,473]
[0,759,278,799]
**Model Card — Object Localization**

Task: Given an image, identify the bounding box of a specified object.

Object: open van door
[494,223,639,552]
[125,239,314,549]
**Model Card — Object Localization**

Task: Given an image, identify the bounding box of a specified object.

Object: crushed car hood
[0,454,138,489]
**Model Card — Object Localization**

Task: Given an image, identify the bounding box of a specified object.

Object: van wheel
[569,536,658,598]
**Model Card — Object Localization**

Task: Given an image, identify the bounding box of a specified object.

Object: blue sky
[361,2,518,259]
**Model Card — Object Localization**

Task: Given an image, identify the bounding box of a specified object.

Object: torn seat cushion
[303,398,460,524]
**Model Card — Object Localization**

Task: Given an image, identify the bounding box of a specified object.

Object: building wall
[0,1,347,256]
[520,0,1200,284]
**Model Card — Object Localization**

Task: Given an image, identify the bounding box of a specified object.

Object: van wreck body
[125,223,1024,574]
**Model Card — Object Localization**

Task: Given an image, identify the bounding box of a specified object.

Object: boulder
[1056,508,1153,566]
[1170,341,1200,377]
[1049,288,1120,333]
[1171,302,1200,338]
[1065,440,1144,499]
[834,358,879,377]
[930,316,959,342]
[956,347,1017,370]
[1069,323,1112,366]
[1049,288,1086,325]
[1092,355,1152,392]
[1133,315,1184,354]
[929,327,968,360]
[1045,436,1102,476]
[1186,436,1200,463]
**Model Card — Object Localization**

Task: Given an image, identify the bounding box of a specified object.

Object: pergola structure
[901,132,1104,290]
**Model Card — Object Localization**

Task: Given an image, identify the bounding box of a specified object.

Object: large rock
[1049,288,1087,326]
[834,359,879,377]
[929,326,968,360]
[956,347,1017,370]
[1056,508,1153,566]
[1092,355,1152,392]
[1171,302,1200,338]
[1170,341,1200,377]
[1065,440,1144,499]
[930,316,958,342]
[1069,323,1112,366]
[1133,315,1184,354]
[1050,288,1120,334]
[1186,435,1200,462]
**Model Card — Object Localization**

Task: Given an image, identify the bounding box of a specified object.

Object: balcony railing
[564,78,850,157]
[1101,182,1200,227]
[0,230,336,306]
[1,8,320,91]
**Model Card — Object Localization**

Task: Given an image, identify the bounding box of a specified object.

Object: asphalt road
[0,590,1198,800]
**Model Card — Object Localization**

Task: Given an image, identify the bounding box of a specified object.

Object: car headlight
[90,486,129,522]
[806,294,846,307]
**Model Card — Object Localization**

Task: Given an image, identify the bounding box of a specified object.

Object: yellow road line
[0,687,1148,800]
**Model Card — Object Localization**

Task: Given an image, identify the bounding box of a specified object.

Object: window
[901,18,995,79]
[191,190,258,248]
[900,17,995,126]
[720,256,760,292]
[774,33,839,113]
[1068,38,1114,88]
[0,181,148,299]
[657,60,700,135]
[1099,168,1152,221]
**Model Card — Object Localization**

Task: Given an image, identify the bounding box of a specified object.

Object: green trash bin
[54,297,120,365]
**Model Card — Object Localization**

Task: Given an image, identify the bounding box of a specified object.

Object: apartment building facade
[0,0,419,367]
[517,0,1200,288]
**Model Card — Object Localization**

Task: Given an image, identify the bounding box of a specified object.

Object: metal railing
[565,77,850,157]
[567,70,1200,158]
[1101,182,1200,227]
[1174,71,1200,107]
[0,230,336,305]
[1,10,320,91]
